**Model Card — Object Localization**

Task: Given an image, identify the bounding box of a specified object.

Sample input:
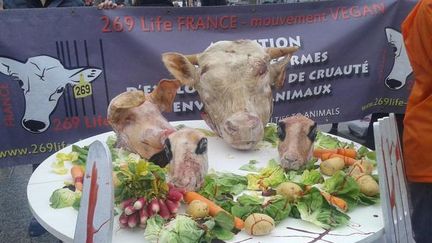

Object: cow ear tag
[73,73,93,98]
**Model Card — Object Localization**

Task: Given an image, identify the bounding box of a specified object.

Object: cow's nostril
[23,119,46,132]
[385,78,403,90]
[225,120,239,134]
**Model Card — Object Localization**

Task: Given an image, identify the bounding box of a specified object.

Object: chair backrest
[373,113,414,243]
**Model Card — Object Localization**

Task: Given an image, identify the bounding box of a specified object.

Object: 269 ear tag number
[74,74,93,99]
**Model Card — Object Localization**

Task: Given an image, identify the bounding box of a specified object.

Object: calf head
[166,128,208,191]
[162,40,297,150]
[107,79,180,165]
[277,115,317,170]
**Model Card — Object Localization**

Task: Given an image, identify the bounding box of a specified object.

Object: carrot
[304,186,348,212]
[184,191,244,230]
[320,191,348,212]
[320,153,358,166]
[313,148,357,159]
[71,165,84,191]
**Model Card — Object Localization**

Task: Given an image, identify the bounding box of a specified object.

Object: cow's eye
[307,122,318,142]
[277,122,286,141]
[56,87,64,94]
[195,138,208,155]
[164,139,173,162]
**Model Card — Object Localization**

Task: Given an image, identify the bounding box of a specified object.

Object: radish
[133,197,147,210]
[119,212,129,227]
[165,199,180,214]
[146,202,155,217]
[167,190,183,202]
[120,198,135,209]
[139,208,148,225]
[150,198,160,213]
[124,205,136,216]
[158,199,170,219]
[127,213,138,228]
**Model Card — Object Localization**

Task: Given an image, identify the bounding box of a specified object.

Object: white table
[27,120,384,243]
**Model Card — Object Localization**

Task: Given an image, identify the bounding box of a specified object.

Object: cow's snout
[222,112,263,150]
[385,78,403,90]
[22,119,47,133]
[280,154,304,170]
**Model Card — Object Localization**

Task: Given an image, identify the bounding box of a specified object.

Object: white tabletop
[27,120,384,243]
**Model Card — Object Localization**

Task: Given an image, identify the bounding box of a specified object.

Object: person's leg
[408,182,432,243]
[29,163,47,237]
[328,123,339,135]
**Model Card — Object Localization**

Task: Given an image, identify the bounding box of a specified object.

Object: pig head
[277,115,317,170]
[107,79,180,166]
[162,40,297,150]
[166,128,208,191]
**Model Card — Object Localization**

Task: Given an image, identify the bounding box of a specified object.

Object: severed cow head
[166,128,208,191]
[107,79,180,166]
[277,115,317,170]
[162,40,297,150]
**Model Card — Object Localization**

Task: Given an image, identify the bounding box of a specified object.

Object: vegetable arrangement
[48,129,380,242]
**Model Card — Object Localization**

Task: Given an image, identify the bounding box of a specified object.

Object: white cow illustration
[384,28,413,90]
[0,55,102,133]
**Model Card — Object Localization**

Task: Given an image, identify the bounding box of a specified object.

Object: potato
[244,213,275,236]
[348,160,374,177]
[354,174,379,196]
[320,157,345,176]
[186,200,209,218]
[276,182,303,202]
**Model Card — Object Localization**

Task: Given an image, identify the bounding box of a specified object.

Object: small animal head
[162,40,297,150]
[277,115,317,170]
[384,28,413,90]
[0,55,101,133]
[107,79,180,163]
[166,128,208,191]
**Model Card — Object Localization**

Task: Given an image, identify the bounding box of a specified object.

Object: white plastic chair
[373,113,414,243]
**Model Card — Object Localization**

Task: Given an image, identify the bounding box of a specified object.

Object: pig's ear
[267,47,298,90]
[107,90,146,131]
[162,52,199,86]
[149,79,181,112]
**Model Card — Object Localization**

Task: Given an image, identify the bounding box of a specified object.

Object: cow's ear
[269,55,292,90]
[69,68,102,83]
[0,57,23,76]
[162,52,198,86]
[149,79,181,112]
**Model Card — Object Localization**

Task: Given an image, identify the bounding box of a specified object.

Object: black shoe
[28,217,47,237]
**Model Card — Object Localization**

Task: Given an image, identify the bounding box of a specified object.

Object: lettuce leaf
[295,187,350,229]
[247,159,285,190]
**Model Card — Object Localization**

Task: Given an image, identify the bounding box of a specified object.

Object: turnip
[276,182,303,202]
[348,160,374,177]
[244,213,275,236]
[353,173,379,196]
[186,199,209,218]
[320,157,345,176]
